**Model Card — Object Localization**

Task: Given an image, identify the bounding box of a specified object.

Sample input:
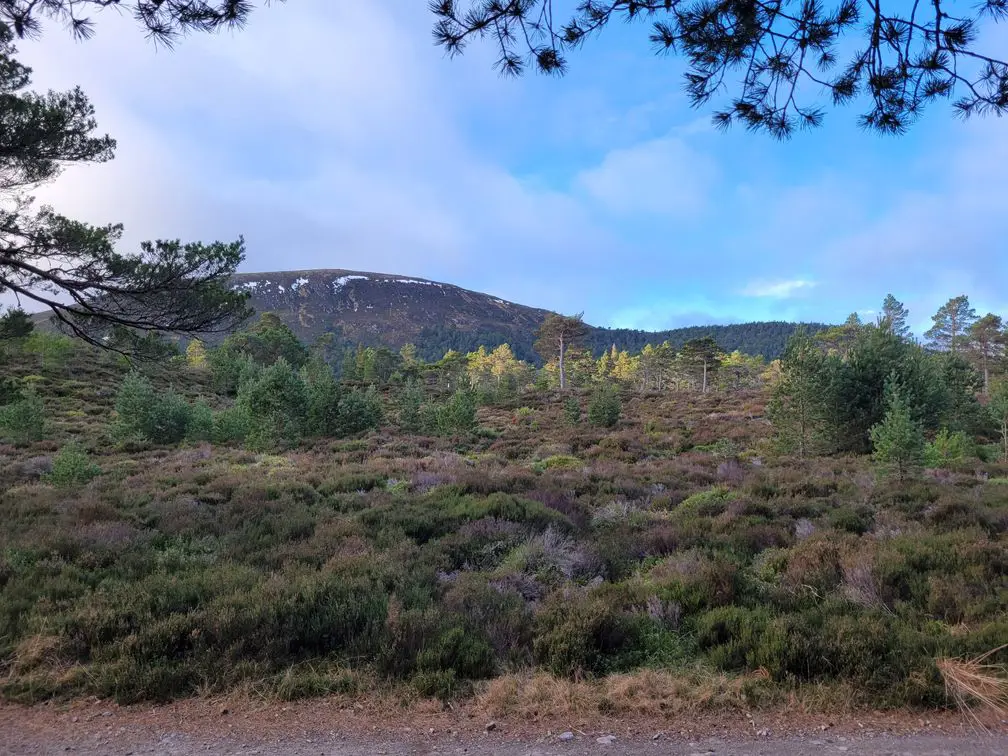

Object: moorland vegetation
[0,296,1006,714]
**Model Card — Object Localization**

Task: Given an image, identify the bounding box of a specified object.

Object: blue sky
[20,1,1008,334]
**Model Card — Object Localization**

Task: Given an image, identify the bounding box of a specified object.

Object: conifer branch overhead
[0,1,278,45]
[0,16,253,355]
[432,0,1008,137]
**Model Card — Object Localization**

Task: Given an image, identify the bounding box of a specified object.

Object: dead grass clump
[476,668,757,719]
[10,634,65,675]
[937,645,1008,726]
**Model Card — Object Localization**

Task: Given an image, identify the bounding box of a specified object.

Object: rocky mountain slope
[227,269,549,354]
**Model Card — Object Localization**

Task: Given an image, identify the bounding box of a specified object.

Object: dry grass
[937,645,1008,728]
[475,668,765,719]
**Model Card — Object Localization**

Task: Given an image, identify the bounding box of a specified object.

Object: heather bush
[533,588,650,677]
[2,338,1007,708]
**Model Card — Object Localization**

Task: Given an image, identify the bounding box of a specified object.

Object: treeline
[772,293,1008,467]
[587,321,829,361]
[413,320,826,364]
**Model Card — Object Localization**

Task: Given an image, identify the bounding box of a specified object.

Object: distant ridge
[26,268,829,361]
[223,269,827,361]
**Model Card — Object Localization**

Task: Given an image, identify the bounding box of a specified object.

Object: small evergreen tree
[990,381,1008,463]
[302,357,343,437]
[186,400,214,442]
[237,358,308,450]
[768,332,830,457]
[45,442,101,487]
[0,384,45,444]
[398,382,424,433]
[563,396,581,425]
[113,371,157,441]
[0,308,34,339]
[587,384,621,428]
[869,375,925,482]
[147,390,193,444]
[336,386,384,435]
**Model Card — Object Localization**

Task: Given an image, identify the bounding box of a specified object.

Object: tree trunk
[702,360,708,394]
[558,335,566,391]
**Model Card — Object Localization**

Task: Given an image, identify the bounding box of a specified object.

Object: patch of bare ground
[1,693,1006,756]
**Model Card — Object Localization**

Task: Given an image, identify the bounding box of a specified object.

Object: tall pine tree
[925,296,977,356]
[880,294,911,341]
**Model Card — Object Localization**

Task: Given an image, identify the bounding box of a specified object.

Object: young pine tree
[768,332,829,458]
[990,381,1008,464]
[869,375,925,482]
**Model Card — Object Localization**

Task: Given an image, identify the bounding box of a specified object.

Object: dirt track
[2,699,1006,755]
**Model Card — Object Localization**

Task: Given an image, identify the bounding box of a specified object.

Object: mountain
[25,269,828,361]
[225,269,826,362]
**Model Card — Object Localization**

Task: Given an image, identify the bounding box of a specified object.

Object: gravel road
[2,729,1006,755]
[2,699,1005,756]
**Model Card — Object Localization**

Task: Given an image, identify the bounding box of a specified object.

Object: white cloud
[741,279,817,299]
[575,134,717,216]
[13,1,623,317]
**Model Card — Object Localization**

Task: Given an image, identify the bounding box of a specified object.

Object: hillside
[224,269,824,361]
[1,334,1006,712]
[25,269,827,361]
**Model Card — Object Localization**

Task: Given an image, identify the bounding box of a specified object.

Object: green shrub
[113,372,196,445]
[415,626,495,681]
[397,382,424,433]
[924,428,974,468]
[212,405,250,444]
[587,384,621,428]
[827,505,874,534]
[186,400,214,442]
[0,376,21,404]
[0,384,45,444]
[533,591,644,677]
[45,443,100,487]
[531,455,582,473]
[147,390,192,444]
[336,386,384,435]
[237,358,308,449]
[677,486,736,516]
[422,390,477,436]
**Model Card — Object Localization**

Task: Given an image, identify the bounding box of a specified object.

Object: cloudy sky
[18,1,1008,333]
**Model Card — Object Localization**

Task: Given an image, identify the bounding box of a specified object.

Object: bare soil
[1,698,1006,755]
